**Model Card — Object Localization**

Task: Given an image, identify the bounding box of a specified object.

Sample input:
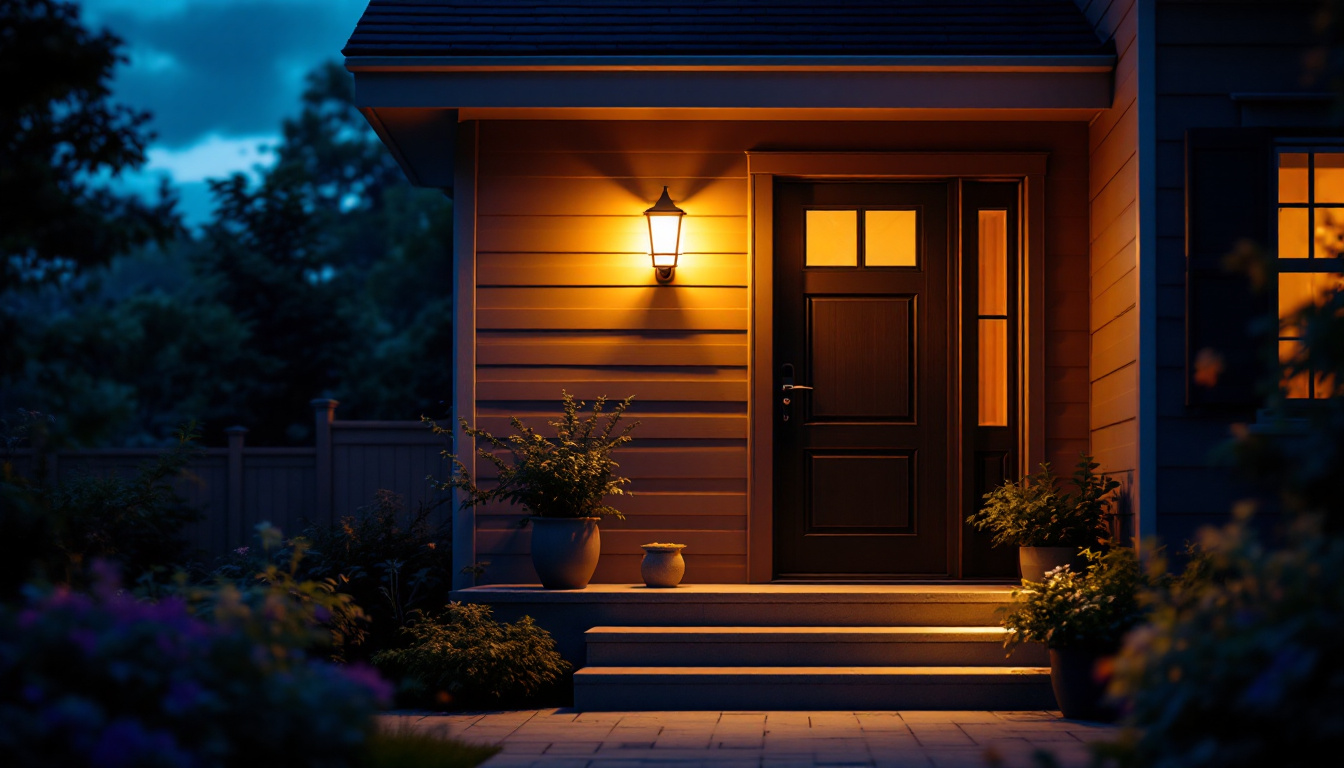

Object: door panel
[773,181,950,578]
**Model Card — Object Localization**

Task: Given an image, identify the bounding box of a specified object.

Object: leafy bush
[433,391,638,519]
[291,490,452,659]
[372,602,570,708]
[0,419,202,597]
[0,562,392,768]
[183,523,371,663]
[1100,510,1344,768]
[967,455,1120,548]
[1002,547,1149,653]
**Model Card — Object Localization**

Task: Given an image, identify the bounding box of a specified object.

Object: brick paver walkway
[381,709,1120,768]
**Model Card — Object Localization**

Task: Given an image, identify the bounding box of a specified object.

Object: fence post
[224,426,247,551]
[311,399,339,526]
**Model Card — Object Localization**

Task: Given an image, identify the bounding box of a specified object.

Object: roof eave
[344,53,1115,74]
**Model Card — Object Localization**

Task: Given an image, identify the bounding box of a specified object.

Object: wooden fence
[16,400,451,560]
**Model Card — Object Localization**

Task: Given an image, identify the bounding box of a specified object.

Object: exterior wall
[1075,0,1140,526]
[468,119,1091,584]
[1151,0,1326,545]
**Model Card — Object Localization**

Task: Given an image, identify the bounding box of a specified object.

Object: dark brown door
[773,181,950,578]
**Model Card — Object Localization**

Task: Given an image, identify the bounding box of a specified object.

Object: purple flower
[337,663,394,706]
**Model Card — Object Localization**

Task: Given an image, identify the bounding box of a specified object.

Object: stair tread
[587,625,1010,638]
[576,666,1048,676]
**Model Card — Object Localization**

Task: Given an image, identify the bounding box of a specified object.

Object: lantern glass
[649,214,682,268]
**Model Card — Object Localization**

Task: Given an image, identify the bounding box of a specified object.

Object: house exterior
[342,0,1341,591]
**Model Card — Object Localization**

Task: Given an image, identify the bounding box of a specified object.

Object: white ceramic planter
[639,543,686,588]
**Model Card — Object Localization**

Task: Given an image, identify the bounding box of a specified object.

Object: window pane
[1314,153,1344,204]
[978,210,1008,316]
[978,318,1008,426]
[1279,207,1309,259]
[1279,340,1310,399]
[1279,272,1344,336]
[806,210,857,267]
[1315,208,1344,260]
[1279,153,1309,203]
[864,210,917,267]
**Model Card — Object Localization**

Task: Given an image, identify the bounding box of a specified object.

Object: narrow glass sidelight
[977,210,1009,426]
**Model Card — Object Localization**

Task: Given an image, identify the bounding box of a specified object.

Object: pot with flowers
[1001,546,1148,721]
[966,454,1120,583]
[435,391,638,590]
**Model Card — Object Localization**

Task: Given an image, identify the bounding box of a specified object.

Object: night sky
[81,0,370,226]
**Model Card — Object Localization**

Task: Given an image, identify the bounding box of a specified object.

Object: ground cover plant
[372,602,571,708]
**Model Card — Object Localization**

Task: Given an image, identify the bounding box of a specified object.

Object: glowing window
[1277,150,1344,399]
[805,210,858,267]
[977,210,1009,426]
[865,210,918,267]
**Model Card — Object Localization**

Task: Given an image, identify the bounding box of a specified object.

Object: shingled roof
[343,0,1107,59]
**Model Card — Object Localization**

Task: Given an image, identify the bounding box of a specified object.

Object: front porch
[453,583,1050,711]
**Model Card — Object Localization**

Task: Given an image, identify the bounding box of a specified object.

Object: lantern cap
[644,186,685,216]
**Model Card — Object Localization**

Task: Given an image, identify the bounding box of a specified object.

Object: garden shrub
[372,602,570,708]
[291,490,452,660]
[1098,509,1344,768]
[0,420,203,596]
[0,562,393,768]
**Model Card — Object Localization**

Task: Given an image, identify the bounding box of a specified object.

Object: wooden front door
[773,181,951,578]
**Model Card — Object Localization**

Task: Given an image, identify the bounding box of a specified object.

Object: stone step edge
[585,626,1014,643]
[575,666,1049,681]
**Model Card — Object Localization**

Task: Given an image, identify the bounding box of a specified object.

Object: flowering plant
[0,561,391,768]
[1002,546,1149,653]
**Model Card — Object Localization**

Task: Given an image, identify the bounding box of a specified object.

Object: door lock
[779,364,813,424]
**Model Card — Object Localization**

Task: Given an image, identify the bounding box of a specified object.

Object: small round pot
[529,517,601,590]
[1049,647,1119,722]
[639,544,686,588]
[1019,546,1088,584]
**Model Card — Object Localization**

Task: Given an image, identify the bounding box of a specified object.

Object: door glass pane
[806,210,857,267]
[978,319,1008,426]
[1315,208,1344,260]
[865,210,917,267]
[1314,153,1344,204]
[1279,208,1309,259]
[1279,153,1309,203]
[978,210,1008,315]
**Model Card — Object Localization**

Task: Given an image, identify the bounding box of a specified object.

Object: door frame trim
[746,152,1048,582]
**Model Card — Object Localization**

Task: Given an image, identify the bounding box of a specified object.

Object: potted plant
[1001,547,1148,721]
[966,454,1120,582]
[436,391,638,590]
[639,542,686,588]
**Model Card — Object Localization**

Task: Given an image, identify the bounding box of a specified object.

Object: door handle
[781,384,813,392]
[779,363,813,423]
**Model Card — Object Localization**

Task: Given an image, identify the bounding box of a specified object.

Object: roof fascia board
[345,54,1115,73]
[349,69,1113,111]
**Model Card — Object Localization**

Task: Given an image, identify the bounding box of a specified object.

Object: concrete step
[584,626,1048,667]
[573,666,1056,711]
[456,584,1021,665]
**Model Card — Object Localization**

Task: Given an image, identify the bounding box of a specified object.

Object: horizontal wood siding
[473,119,1089,583]
[1077,0,1140,508]
[1153,0,1323,539]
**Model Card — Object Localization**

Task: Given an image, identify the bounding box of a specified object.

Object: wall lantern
[644,186,685,282]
